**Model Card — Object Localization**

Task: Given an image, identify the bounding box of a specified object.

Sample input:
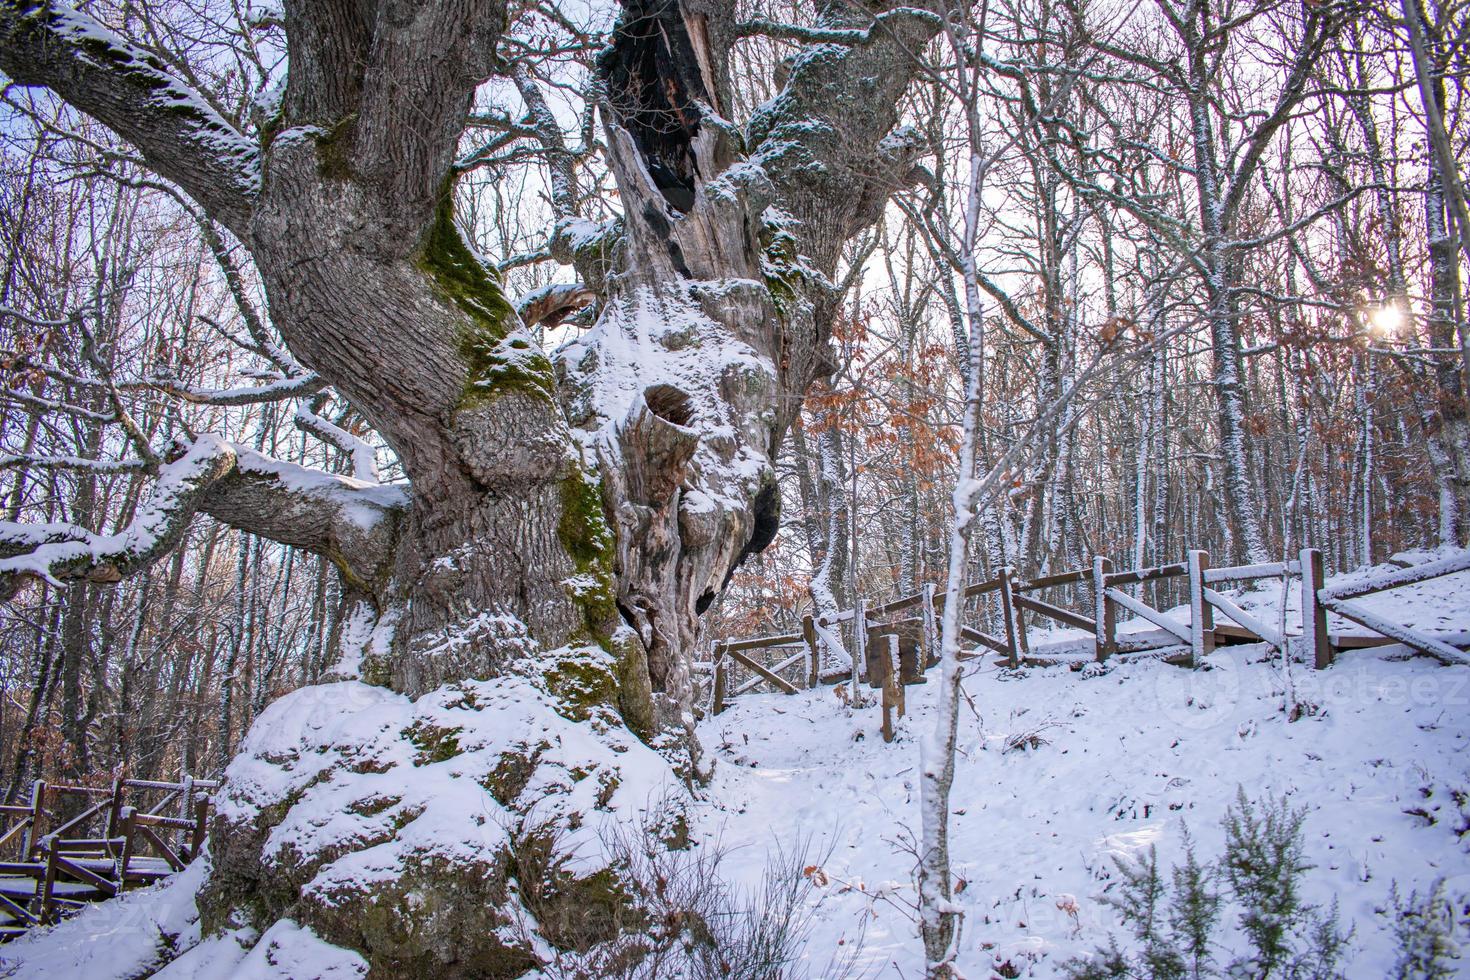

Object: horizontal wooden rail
[131,812,201,832]
[121,777,220,792]
[48,836,125,850]
[716,632,805,654]
[1105,562,1187,587]
[1204,560,1297,584]
[1319,551,1470,603]
[1016,567,1090,592]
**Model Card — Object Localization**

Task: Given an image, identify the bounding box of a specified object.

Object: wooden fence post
[890,634,905,718]
[1186,550,1214,667]
[104,777,124,846]
[37,838,57,924]
[23,781,46,862]
[1300,548,1332,669]
[802,614,819,689]
[116,807,136,890]
[1093,557,1116,661]
[189,796,209,862]
[711,646,728,716]
[999,566,1025,668]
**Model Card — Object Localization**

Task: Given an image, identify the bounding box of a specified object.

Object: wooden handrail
[710,545,1470,716]
[1318,551,1470,603]
[1016,567,1090,592]
[1105,562,1187,587]
[714,632,805,654]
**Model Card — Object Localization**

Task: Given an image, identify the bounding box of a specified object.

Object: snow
[696,640,1470,976]
[5,554,1468,977]
[554,284,776,518]
[152,920,366,980]
[693,554,1470,976]
[217,670,678,889]
[234,446,407,524]
[0,857,207,980]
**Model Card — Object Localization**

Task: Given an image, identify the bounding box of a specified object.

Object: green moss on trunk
[558,466,618,644]
[417,186,558,407]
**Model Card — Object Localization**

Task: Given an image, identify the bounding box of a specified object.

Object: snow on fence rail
[709,547,1470,718]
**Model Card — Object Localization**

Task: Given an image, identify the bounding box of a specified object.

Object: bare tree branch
[0,0,260,237]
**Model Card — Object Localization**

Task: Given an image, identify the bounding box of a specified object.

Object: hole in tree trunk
[736,479,780,565]
[695,589,716,615]
[644,384,695,427]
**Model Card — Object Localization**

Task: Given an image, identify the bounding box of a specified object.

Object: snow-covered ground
[695,561,1470,976]
[3,553,1468,978]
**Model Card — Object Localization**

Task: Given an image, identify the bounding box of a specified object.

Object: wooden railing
[0,774,217,936]
[708,547,1470,722]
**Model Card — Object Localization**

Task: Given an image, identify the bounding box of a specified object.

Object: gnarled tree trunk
[0,0,942,972]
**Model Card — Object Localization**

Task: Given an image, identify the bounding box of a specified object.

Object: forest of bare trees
[0,0,1467,974]
[3,0,1467,833]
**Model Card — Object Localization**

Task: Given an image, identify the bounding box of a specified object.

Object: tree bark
[0,0,945,971]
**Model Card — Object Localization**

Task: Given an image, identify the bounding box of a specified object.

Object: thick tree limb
[0,435,236,600]
[348,0,510,242]
[0,436,406,602]
[517,282,594,329]
[0,0,260,238]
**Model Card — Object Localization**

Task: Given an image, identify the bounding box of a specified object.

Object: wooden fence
[707,547,1470,733]
[0,775,217,938]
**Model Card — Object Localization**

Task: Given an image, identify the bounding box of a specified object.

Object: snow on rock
[3,652,683,976]
[215,666,678,893]
[151,919,368,980]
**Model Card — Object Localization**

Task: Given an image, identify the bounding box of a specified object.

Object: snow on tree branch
[0,435,236,600]
[0,0,261,238]
[149,370,326,406]
[0,436,407,602]
[293,397,380,483]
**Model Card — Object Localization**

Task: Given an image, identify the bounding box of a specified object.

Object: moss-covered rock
[305,850,536,979]
[541,646,621,725]
[480,740,552,808]
[401,720,463,766]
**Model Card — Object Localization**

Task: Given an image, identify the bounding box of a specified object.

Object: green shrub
[1065,789,1350,979]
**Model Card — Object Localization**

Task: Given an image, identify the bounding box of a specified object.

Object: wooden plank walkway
[710,547,1470,733]
[0,775,216,940]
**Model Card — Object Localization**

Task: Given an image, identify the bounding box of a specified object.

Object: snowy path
[695,640,1470,976]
